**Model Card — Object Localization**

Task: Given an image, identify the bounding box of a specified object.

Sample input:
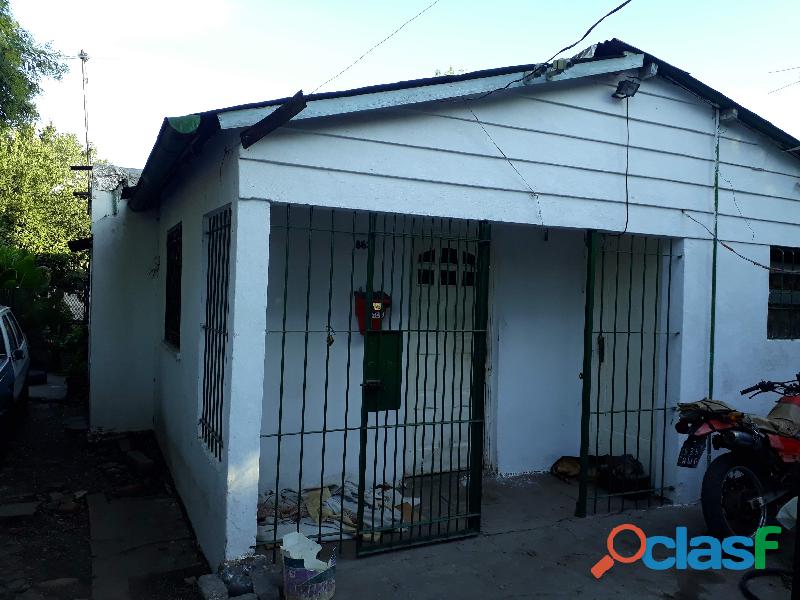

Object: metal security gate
[577,231,680,516]
[260,205,490,556]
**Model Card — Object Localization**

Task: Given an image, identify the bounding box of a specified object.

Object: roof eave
[125,113,219,211]
[595,39,800,160]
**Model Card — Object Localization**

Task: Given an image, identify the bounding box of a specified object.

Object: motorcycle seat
[678,398,800,438]
[677,399,735,413]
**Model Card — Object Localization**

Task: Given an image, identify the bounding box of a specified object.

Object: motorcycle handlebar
[740,382,766,395]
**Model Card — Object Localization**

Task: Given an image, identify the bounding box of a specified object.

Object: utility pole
[79,50,91,213]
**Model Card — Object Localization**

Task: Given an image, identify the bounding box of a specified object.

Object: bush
[0,246,87,374]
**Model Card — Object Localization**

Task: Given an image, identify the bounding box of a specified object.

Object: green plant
[0,245,86,372]
[0,244,49,289]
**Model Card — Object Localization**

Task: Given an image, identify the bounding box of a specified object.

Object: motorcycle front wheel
[701,453,768,538]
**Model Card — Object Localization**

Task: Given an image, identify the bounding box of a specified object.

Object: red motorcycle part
[767,434,800,463]
[692,419,734,436]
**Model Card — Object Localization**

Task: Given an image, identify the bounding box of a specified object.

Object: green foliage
[0,0,66,127]
[0,124,91,266]
[0,245,85,372]
[0,244,49,288]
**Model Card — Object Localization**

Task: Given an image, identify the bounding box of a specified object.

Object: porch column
[222,197,270,559]
[670,238,712,503]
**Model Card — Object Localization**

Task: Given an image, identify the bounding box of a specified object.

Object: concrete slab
[88,493,203,600]
[329,474,793,599]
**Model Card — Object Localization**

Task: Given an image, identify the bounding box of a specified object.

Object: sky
[11,0,800,168]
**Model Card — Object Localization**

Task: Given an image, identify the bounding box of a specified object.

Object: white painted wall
[90,182,159,432]
[93,66,800,562]
[151,132,264,566]
[242,71,800,504]
[489,224,586,474]
[223,198,270,558]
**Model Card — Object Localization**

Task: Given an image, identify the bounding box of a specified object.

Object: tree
[0,244,48,289]
[0,124,90,259]
[0,0,66,127]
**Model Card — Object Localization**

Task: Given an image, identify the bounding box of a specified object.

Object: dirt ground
[0,383,207,600]
[0,383,795,600]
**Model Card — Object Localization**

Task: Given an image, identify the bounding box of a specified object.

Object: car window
[7,312,23,345]
[3,314,19,350]
[0,320,7,357]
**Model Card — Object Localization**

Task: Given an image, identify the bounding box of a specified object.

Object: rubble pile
[256,480,421,544]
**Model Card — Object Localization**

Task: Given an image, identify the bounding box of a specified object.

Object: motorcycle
[675,376,800,538]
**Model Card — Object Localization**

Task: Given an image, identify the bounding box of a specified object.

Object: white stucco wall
[151,133,264,565]
[241,71,800,504]
[488,224,586,474]
[90,176,159,432]
[92,65,800,563]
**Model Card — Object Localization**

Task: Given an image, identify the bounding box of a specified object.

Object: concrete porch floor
[332,473,794,599]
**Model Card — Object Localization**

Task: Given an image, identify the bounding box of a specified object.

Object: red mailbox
[354,291,392,335]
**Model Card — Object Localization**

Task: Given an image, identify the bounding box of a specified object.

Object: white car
[0,306,30,418]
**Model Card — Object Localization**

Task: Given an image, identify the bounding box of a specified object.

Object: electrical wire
[720,174,755,240]
[545,0,634,63]
[607,96,631,237]
[621,97,630,234]
[769,79,800,94]
[768,66,800,74]
[463,102,544,225]
[461,0,635,229]
[472,0,635,103]
[311,0,443,94]
[681,210,799,274]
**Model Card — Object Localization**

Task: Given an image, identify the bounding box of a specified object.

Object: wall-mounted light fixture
[612,79,640,99]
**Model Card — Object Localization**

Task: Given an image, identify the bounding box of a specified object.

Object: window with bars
[200,207,232,459]
[768,245,800,340]
[417,247,476,286]
[164,223,182,348]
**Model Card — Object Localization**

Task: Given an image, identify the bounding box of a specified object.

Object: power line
[768,65,800,74]
[545,0,634,63]
[768,79,800,94]
[311,0,443,94]
[463,0,635,229]
[472,0,634,103]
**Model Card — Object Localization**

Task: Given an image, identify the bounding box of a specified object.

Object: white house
[89,39,800,566]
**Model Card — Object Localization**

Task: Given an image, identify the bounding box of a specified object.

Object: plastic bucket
[282,553,336,600]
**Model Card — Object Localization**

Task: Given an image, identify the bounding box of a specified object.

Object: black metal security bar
[200,206,232,460]
[261,205,490,557]
[577,232,680,516]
